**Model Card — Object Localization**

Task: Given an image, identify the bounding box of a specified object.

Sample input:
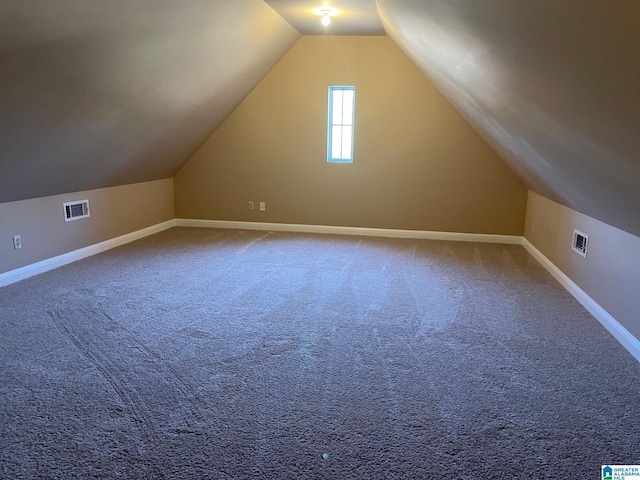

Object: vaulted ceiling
[378,0,640,238]
[0,1,299,202]
[1,1,639,237]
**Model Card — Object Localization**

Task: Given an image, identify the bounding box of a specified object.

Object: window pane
[332,126,343,159]
[340,126,352,159]
[327,86,355,163]
[342,90,354,126]
[332,90,343,125]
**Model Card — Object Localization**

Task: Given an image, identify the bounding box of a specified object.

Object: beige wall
[0,179,174,274]
[175,36,527,235]
[524,191,640,340]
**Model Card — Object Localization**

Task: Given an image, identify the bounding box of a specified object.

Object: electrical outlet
[259,202,266,212]
[13,235,22,249]
[248,201,254,211]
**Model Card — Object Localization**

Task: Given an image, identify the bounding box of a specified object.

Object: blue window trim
[327,85,355,164]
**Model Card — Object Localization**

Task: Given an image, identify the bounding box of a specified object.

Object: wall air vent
[572,229,588,257]
[63,200,90,222]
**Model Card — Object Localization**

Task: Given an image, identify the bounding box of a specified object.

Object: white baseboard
[0,219,519,289]
[522,237,640,363]
[4,216,636,364]
[0,219,177,288]
[176,219,522,244]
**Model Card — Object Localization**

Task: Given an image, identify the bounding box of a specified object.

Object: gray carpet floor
[1,227,638,479]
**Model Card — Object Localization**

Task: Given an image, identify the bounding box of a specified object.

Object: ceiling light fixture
[313,4,338,27]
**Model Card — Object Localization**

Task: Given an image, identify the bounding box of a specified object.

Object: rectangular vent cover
[64,200,90,222]
[572,229,588,257]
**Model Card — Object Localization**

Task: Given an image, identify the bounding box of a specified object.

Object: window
[327,86,355,163]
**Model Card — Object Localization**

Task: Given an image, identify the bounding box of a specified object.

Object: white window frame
[327,85,355,163]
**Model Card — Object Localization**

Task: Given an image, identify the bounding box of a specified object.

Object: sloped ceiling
[263,0,384,35]
[0,0,299,203]
[2,0,639,238]
[377,0,640,237]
